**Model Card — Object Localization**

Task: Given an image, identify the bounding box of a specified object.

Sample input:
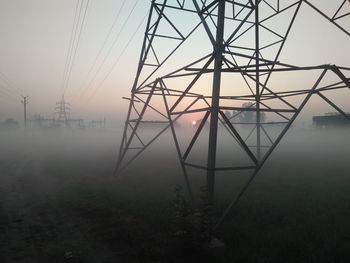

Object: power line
[0,85,18,101]
[63,0,90,95]
[79,0,141,99]
[63,0,90,94]
[0,71,22,96]
[61,0,81,94]
[0,87,19,103]
[86,11,149,103]
[0,74,20,103]
[75,0,128,96]
[61,0,91,96]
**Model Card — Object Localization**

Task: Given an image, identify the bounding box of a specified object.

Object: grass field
[0,127,349,262]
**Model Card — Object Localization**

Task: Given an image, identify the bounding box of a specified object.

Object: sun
[192,120,197,126]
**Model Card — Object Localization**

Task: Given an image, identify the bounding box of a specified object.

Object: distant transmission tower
[116,0,350,228]
[55,95,71,127]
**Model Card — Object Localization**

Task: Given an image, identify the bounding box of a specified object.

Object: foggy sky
[0,0,349,125]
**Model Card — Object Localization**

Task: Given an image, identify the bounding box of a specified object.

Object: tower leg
[206,0,226,203]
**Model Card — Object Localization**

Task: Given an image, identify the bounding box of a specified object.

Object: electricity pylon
[55,95,71,127]
[116,0,350,229]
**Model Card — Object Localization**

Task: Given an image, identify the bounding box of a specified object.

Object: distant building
[229,102,266,124]
[313,113,350,127]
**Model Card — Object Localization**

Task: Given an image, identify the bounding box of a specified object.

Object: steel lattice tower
[55,95,71,127]
[116,0,350,228]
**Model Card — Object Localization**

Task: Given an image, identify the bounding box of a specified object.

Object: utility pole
[21,96,29,128]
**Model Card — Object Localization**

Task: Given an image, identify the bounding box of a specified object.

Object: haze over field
[0,125,349,261]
